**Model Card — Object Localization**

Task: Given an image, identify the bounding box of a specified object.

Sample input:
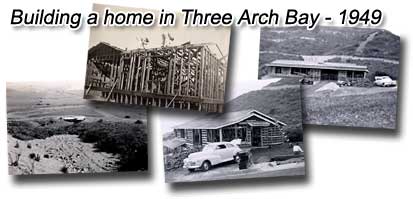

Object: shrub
[9,153,20,167]
[29,153,36,159]
[9,120,148,172]
[286,129,303,142]
[34,154,41,162]
[79,130,106,143]
[77,121,148,171]
[60,166,68,174]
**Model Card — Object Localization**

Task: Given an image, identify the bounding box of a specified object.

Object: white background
[0,0,412,198]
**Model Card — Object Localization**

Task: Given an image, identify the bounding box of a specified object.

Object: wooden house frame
[84,42,227,112]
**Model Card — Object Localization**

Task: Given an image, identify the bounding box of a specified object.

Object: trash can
[238,151,250,170]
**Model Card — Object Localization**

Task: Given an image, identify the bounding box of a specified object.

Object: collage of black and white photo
[6,3,399,184]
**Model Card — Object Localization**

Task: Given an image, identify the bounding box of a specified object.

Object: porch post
[234,128,238,139]
[219,128,223,142]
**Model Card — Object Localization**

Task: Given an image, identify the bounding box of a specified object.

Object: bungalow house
[173,109,286,147]
[264,60,369,81]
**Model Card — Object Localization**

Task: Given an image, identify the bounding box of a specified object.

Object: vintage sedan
[374,76,397,87]
[183,142,242,172]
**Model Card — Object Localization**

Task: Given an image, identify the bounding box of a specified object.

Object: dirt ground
[302,83,398,129]
[8,135,118,175]
[165,161,305,183]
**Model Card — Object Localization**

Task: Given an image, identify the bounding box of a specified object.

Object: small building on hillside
[264,60,368,81]
[173,109,286,147]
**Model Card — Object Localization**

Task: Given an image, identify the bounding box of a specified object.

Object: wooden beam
[178,48,184,96]
[134,54,141,91]
[186,50,192,96]
[140,54,147,92]
[171,53,177,95]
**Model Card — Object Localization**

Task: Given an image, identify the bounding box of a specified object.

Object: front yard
[165,143,305,183]
[302,85,397,129]
[165,160,305,183]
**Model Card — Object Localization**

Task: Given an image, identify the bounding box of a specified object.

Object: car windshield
[376,76,390,80]
[202,144,216,152]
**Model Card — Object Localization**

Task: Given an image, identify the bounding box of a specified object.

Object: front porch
[175,122,284,147]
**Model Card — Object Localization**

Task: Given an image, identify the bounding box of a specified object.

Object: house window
[175,129,185,138]
[193,129,201,145]
[207,129,220,143]
[222,128,236,142]
[275,67,282,74]
[354,71,365,78]
[292,67,310,75]
[347,71,365,79]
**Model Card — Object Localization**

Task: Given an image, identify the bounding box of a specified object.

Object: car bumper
[183,159,202,169]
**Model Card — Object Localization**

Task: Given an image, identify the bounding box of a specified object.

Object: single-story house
[264,60,369,81]
[173,109,286,147]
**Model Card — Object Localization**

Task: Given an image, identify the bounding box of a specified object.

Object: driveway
[165,161,305,183]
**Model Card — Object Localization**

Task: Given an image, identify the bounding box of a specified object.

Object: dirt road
[356,31,379,54]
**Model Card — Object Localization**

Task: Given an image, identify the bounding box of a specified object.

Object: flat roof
[265,60,369,72]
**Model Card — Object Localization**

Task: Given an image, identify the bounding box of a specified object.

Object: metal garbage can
[238,151,250,170]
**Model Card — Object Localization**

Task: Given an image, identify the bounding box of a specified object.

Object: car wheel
[234,155,241,163]
[201,161,211,171]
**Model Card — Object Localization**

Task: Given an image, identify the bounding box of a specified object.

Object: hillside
[327,29,400,59]
[226,82,302,132]
[259,26,400,63]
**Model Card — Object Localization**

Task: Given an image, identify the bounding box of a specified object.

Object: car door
[222,144,235,161]
[215,144,229,163]
[226,144,239,159]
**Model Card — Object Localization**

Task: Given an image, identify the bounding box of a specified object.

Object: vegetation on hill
[259,26,400,66]
[226,82,302,138]
[303,89,397,129]
[260,27,378,55]
[327,29,400,60]
[7,120,148,171]
[262,77,301,87]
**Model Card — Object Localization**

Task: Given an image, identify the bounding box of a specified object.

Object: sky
[88,4,231,57]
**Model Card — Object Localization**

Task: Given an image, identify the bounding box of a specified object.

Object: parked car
[183,142,242,172]
[300,78,314,85]
[337,80,351,87]
[374,76,397,87]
